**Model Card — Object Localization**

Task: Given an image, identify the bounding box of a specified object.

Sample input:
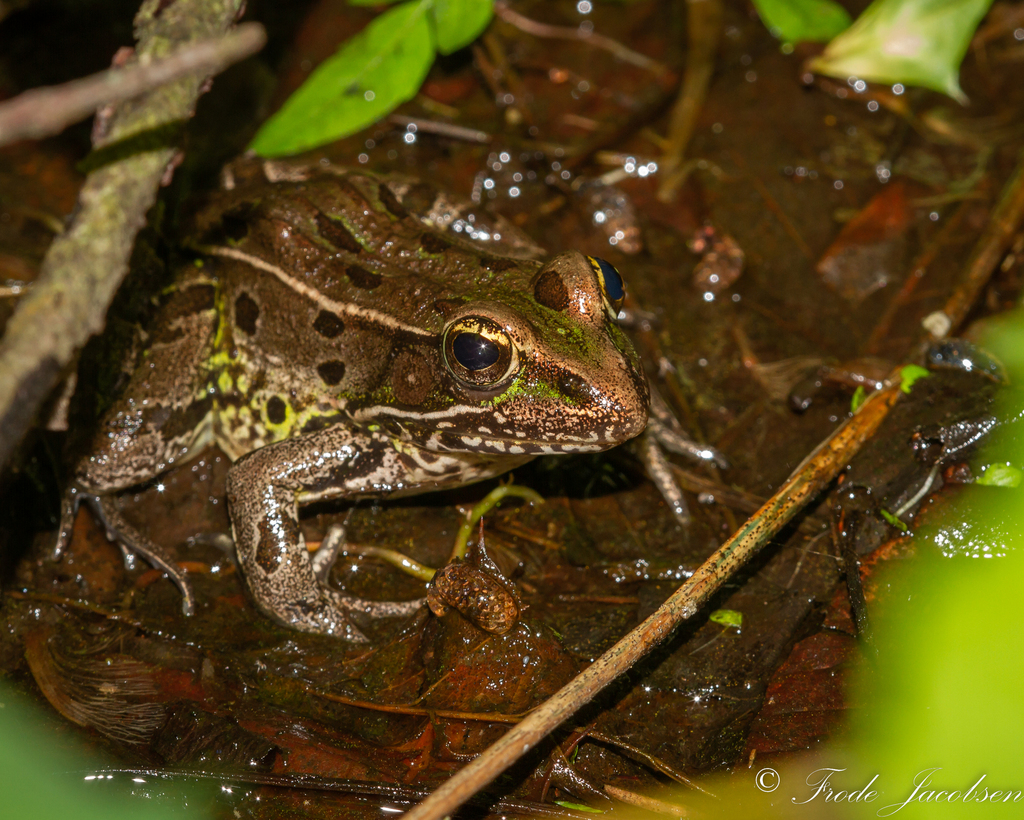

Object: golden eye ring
[442,316,518,388]
[587,255,626,318]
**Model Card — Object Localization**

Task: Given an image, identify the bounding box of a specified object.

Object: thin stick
[605,784,695,817]
[0,23,265,148]
[733,151,816,262]
[88,768,597,819]
[401,378,904,820]
[493,2,669,76]
[388,114,491,144]
[312,689,524,723]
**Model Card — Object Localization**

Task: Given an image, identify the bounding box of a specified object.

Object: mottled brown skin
[60,163,649,641]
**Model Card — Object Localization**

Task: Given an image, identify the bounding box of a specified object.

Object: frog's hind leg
[226,426,428,641]
[55,280,219,613]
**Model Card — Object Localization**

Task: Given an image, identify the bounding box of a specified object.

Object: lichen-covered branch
[0,0,257,471]
[0,22,264,148]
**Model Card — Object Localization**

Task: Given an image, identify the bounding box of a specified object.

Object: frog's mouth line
[356,403,634,455]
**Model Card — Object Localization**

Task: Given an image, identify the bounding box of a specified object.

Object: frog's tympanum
[57,165,649,641]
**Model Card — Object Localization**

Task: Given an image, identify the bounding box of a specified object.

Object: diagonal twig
[0,22,265,148]
[401,376,905,820]
[0,0,260,473]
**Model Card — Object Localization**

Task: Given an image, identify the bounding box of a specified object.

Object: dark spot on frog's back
[313,310,345,338]
[345,264,382,290]
[420,233,450,254]
[266,396,288,425]
[234,292,259,335]
[433,298,466,317]
[377,182,408,218]
[317,360,346,386]
[313,211,362,254]
[533,270,569,311]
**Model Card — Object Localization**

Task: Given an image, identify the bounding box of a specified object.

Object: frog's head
[435,252,649,455]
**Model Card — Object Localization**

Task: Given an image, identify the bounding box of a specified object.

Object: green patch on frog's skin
[484,373,572,408]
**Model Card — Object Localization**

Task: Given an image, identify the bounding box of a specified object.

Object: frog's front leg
[226,426,427,640]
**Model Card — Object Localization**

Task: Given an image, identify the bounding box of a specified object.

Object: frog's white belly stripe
[207,246,435,341]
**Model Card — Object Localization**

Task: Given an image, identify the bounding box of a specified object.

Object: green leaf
[976,463,1023,488]
[553,802,604,813]
[880,508,909,531]
[809,0,994,103]
[750,0,851,44]
[250,1,435,157]
[850,385,867,412]
[709,608,743,628]
[899,363,930,393]
[348,0,405,5]
[431,0,493,55]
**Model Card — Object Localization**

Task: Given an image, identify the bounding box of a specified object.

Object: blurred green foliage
[750,0,852,44]
[250,0,493,156]
[809,0,993,102]
[0,683,215,819]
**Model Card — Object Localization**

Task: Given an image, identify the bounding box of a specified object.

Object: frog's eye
[443,316,518,388]
[587,256,626,318]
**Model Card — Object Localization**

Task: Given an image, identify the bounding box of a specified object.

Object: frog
[55,161,650,642]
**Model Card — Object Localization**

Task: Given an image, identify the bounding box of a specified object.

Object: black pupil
[594,257,625,302]
[453,332,500,371]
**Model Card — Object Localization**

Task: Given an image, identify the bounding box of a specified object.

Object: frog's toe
[53,487,81,560]
[53,487,196,615]
[92,496,196,616]
[331,591,426,619]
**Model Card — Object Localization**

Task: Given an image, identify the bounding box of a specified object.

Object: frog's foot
[315,525,426,615]
[640,386,729,527]
[638,431,690,526]
[273,593,371,642]
[54,487,196,616]
[253,586,423,642]
[646,388,729,469]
